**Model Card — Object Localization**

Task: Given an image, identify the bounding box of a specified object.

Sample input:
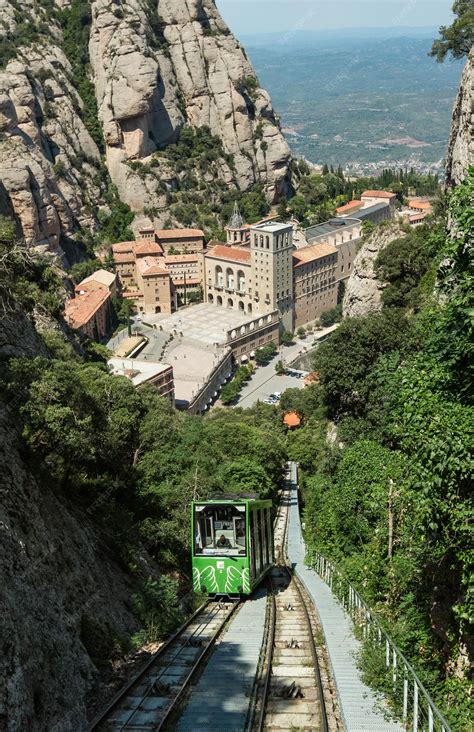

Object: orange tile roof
[64,288,110,329]
[409,212,427,222]
[113,252,135,264]
[164,254,199,264]
[79,269,116,289]
[293,241,338,267]
[136,256,169,277]
[133,240,164,255]
[336,200,362,214]
[206,244,251,264]
[172,278,201,286]
[156,228,204,240]
[408,199,432,211]
[283,412,301,428]
[112,241,135,253]
[361,190,396,199]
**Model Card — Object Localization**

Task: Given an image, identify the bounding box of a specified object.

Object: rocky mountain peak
[0,0,291,254]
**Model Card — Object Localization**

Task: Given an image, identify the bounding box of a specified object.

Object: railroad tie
[286,638,300,648]
[285,603,295,611]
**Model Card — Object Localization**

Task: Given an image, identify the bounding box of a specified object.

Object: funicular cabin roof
[194,495,272,506]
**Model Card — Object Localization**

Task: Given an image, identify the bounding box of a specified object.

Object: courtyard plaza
[144,303,257,346]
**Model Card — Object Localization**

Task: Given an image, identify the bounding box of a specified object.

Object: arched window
[238,301,245,311]
[208,293,214,303]
[248,303,252,314]
[266,236,270,249]
[237,270,246,293]
[216,265,223,287]
[217,295,223,306]
[227,298,234,309]
[226,268,234,290]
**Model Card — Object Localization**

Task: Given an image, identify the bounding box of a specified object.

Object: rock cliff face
[0,45,102,255]
[343,223,406,318]
[445,49,474,188]
[89,0,291,213]
[0,309,142,731]
[0,0,291,252]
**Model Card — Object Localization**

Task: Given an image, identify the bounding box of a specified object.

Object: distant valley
[240,29,464,175]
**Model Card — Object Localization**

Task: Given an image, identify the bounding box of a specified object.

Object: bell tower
[225,202,247,246]
[250,222,294,334]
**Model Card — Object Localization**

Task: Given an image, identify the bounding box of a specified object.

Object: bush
[255,341,277,365]
[320,305,342,327]
[280,331,294,346]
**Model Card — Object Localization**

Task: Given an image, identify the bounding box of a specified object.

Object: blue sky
[216,1,454,34]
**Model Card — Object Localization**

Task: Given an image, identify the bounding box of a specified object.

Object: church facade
[203,218,295,334]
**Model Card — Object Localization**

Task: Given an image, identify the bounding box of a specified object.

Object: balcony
[214,284,224,291]
[225,287,235,294]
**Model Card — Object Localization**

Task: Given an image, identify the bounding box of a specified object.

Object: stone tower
[250,222,294,333]
[225,202,247,246]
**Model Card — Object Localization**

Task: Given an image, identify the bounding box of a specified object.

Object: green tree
[430,1,474,61]
[69,258,107,284]
[280,331,293,346]
[275,359,285,375]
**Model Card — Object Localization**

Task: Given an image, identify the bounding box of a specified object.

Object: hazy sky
[216,1,454,34]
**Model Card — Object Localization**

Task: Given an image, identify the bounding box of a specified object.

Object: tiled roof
[113,252,135,263]
[361,190,396,199]
[172,278,201,286]
[164,254,199,264]
[133,240,164,255]
[408,199,432,211]
[64,288,110,329]
[156,228,204,240]
[283,412,301,428]
[293,241,338,267]
[111,241,135,253]
[136,256,169,277]
[79,269,116,289]
[336,200,362,213]
[206,244,251,263]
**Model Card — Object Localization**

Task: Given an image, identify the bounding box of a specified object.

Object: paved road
[236,338,311,409]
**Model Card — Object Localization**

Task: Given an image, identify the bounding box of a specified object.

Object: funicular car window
[194,504,246,556]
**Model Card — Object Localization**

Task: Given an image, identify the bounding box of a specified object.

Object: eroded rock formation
[0,32,103,254]
[445,48,474,188]
[343,223,406,318]
[0,0,291,252]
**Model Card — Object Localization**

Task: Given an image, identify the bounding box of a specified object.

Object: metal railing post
[306,551,451,732]
[413,682,418,732]
[403,676,408,723]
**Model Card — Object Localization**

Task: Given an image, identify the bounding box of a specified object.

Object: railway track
[89,599,239,731]
[253,475,333,731]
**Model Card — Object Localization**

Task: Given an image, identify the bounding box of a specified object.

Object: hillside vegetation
[296,170,473,729]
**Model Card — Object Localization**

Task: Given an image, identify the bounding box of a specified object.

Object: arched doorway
[208,293,214,304]
[217,295,223,306]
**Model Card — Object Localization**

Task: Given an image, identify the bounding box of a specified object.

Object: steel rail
[256,479,329,732]
[88,599,225,731]
[156,599,241,730]
[291,568,329,732]
[115,601,228,732]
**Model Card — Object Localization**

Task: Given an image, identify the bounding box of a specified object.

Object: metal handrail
[308,551,452,732]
